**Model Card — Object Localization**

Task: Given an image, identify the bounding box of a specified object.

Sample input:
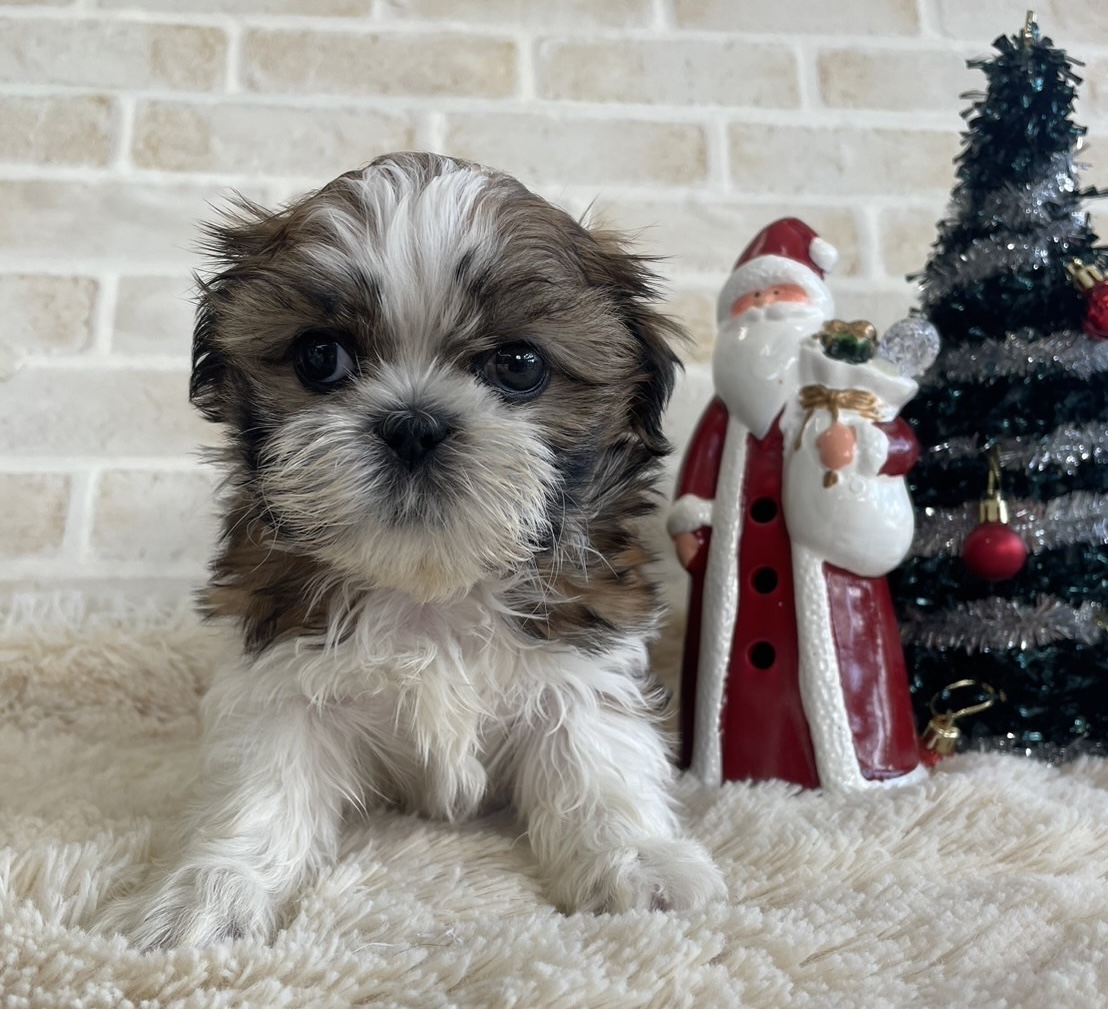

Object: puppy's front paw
[551,837,727,914]
[99,865,274,951]
[419,753,488,822]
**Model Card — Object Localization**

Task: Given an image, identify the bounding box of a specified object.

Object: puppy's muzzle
[378,410,453,469]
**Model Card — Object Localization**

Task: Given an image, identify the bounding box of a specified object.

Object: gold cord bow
[795,384,884,487]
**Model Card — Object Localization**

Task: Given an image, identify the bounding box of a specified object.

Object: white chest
[234,587,649,820]
[277,591,531,817]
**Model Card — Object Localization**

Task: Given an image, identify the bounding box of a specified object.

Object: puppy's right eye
[291,332,355,390]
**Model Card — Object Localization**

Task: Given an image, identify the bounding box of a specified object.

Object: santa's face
[712,293,827,439]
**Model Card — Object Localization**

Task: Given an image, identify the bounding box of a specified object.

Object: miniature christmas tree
[891,14,1108,758]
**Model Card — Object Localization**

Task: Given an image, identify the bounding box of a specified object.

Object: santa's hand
[673,531,701,571]
[817,421,857,471]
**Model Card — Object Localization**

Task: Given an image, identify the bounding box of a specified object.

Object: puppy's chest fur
[258,587,644,821]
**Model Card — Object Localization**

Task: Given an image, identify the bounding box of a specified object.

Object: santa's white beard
[712,302,827,438]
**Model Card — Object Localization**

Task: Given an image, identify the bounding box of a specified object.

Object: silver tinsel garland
[911,489,1108,559]
[900,595,1106,651]
[924,155,1092,305]
[945,151,1084,232]
[926,421,1108,475]
[922,326,1108,385]
[923,218,1088,304]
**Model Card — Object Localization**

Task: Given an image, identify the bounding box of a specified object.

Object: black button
[752,567,778,594]
[750,642,776,669]
[750,497,778,523]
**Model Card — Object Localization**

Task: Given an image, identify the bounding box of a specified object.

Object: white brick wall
[0,0,1105,597]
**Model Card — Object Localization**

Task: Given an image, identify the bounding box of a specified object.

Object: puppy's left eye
[482,343,548,398]
[292,332,355,390]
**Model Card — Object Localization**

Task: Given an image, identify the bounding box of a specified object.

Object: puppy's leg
[104,674,362,949]
[512,665,726,914]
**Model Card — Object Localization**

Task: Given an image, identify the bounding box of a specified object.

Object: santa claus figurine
[668,218,928,792]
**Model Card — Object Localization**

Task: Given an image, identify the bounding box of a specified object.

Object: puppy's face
[194,153,679,619]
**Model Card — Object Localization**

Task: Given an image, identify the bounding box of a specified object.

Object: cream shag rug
[2,593,1107,1009]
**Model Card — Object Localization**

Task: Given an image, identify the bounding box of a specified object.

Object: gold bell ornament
[921,680,1002,764]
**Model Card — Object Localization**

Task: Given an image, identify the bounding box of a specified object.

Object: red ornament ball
[1084,278,1108,340]
[962,522,1028,581]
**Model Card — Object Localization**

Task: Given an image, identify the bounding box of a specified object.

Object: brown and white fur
[103,152,725,948]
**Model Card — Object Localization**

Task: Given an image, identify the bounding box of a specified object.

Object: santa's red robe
[672,396,922,790]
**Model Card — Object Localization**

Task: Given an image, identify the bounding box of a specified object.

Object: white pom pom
[809,236,838,273]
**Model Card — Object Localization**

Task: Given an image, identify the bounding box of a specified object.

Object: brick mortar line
[106,93,135,171]
[0,167,955,197]
[72,468,98,563]
[0,258,944,282]
[515,30,536,102]
[914,0,941,38]
[0,236,950,280]
[1,267,929,290]
[652,0,675,31]
[849,204,882,280]
[60,469,93,564]
[0,261,935,281]
[0,199,960,233]
[1,6,1106,53]
[0,583,203,600]
[825,275,920,289]
[0,582,204,599]
[0,457,213,473]
[90,273,119,354]
[0,87,980,128]
[0,260,200,275]
[422,109,446,152]
[15,356,192,369]
[525,31,989,52]
[224,16,244,95]
[791,38,818,111]
[2,6,1100,54]
[5,93,1103,133]
[1,93,1100,134]
[1,557,211,579]
[0,153,970,197]
[705,113,730,190]
[0,159,967,195]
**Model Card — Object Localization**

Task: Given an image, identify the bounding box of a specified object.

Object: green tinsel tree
[891,15,1108,758]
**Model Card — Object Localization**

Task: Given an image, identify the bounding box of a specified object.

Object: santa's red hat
[717,217,838,323]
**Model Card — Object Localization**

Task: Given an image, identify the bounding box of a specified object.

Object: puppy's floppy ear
[587,229,685,456]
[190,277,227,422]
[189,195,289,423]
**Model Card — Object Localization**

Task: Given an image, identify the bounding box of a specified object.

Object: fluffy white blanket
[2,594,1107,1009]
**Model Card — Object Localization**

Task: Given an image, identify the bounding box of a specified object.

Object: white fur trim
[809,236,838,273]
[689,416,748,787]
[791,544,870,793]
[791,545,921,793]
[667,494,714,535]
[717,255,835,323]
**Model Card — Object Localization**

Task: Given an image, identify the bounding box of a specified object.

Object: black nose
[378,410,452,468]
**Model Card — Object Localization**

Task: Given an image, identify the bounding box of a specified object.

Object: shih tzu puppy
[106,152,725,948]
